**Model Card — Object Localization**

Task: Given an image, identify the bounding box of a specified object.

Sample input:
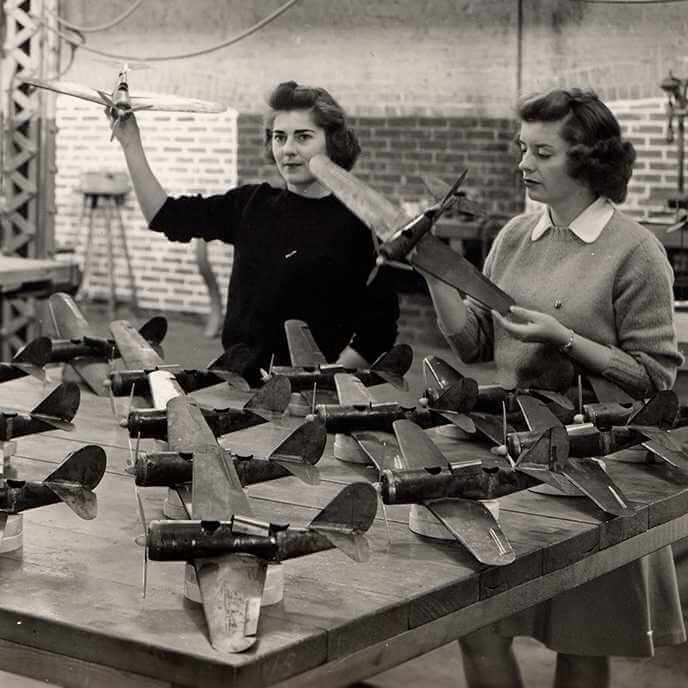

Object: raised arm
[109,112,166,223]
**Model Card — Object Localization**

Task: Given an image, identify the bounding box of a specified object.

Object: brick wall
[54,99,239,315]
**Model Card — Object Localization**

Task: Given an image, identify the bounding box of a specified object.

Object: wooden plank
[271,512,688,688]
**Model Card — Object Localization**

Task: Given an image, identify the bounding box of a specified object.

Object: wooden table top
[0,256,77,289]
[0,376,687,688]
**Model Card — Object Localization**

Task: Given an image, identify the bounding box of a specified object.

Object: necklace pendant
[554,299,563,309]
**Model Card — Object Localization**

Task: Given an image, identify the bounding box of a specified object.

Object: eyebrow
[271,128,315,135]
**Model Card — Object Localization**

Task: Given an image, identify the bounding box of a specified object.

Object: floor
[3,301,687,687]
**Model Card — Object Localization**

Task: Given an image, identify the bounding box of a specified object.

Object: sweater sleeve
[602,236,683,397]
[349,259,400,364]
[438,220,519,364]
[149,185,256,244]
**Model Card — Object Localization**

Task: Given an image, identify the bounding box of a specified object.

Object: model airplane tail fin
[626,390,678,430]
[244,375,291,413]
[514,425,570,472]
[138,316,167,350]
[423,355,465,388]
[268,418,326,484]
[433,378,480,413]
[10,336,52,380]
[205,350,251,391]
[43,445,107,520]
[308,482,378,562]
[30,382,81,426]
[370,343,413,390]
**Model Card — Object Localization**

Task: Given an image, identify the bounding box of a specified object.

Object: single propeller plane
[134,395,377,652]
[0,445,106,542]
[307,155,514,314]
[272,319,412,393]
[47,292,167,396]
[23,63,226,140]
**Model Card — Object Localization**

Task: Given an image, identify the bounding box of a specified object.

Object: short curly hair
[517,89,636,203]
[263,81,361,171]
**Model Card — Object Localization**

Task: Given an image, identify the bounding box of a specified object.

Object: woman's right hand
[104,108,141,149]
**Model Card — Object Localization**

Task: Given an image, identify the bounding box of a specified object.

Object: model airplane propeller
[47,292,167,396]
[0,382,80,440]
[271,319,412,392]
[23,63,226,140]
[134,395,377,653]
[307,155,514,314]
[0,445,106,540]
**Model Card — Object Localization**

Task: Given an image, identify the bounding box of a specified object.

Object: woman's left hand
[492,306,569,346]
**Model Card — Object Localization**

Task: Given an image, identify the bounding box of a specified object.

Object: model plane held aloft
[0,445,106,541]
[0,382,80,441]
[307,155,514,314]
[270,319,412,392]
[23,63,226,140]
[47,292,167,396]
[135,395,377,652]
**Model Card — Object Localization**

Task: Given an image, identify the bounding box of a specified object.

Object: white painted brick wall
[55,98,238,315]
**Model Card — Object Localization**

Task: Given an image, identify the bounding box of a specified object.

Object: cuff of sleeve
[148,197,172,231]
[600,346,654,399]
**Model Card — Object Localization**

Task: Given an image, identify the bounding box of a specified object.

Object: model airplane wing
[284,320,327,367]
[110,320,164,370]
[127,92,225,113]
[167,396,252,519]
[423,498,515,566]
[640,430,688,473]
[393,419,450,471]
[587,375,635,404]
[516,395,561,432]
[308,154,411,240]
[194,554,266,653]
[334,372,374,406]
[48,293,112,395]
[22,77,109,105]
[560,458,634,516]
[351,432,403,472]
[411,234,514,315]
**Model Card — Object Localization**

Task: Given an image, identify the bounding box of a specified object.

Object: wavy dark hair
[517,89,636,203]
[264,81,361,171]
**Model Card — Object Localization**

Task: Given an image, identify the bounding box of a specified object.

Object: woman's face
[271,109,329,194]
[517,119,590,210]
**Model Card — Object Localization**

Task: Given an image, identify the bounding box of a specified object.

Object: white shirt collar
[531,197,614,243]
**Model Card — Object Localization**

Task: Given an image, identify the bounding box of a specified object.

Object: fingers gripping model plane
[135,395,377,652]
[23,63,226,140]
[307,155,514,314]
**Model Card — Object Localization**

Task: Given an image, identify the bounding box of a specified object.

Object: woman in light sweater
[426,89,685,688]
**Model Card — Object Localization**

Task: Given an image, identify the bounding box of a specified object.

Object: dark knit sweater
[150,183,399,378]
[443,208,682,398]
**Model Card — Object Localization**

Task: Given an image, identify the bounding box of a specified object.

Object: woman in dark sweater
[110,81,399,383]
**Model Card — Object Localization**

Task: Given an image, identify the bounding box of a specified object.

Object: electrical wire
[47,0,145,34]
[33,0,301,63]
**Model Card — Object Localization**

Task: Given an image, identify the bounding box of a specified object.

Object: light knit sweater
[443,208,682,398]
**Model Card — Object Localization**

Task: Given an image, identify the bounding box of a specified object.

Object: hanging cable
[32,0,301,63]
[45,0,145,34]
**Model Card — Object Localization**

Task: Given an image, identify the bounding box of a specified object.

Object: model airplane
[1,445,106,541]
[131,416,326,487]
[271,319,413,392]
[23,63,226,140]
[47,292,167,396]
[307,155,514,314]
[134,395,377,652]
[0,382,80,441]
[311,372,473,435]
[0,337,52,384]
[354,414,637,566]
[108,320,263,403]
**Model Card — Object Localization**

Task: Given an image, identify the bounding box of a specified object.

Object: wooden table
[0,376,686,688]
